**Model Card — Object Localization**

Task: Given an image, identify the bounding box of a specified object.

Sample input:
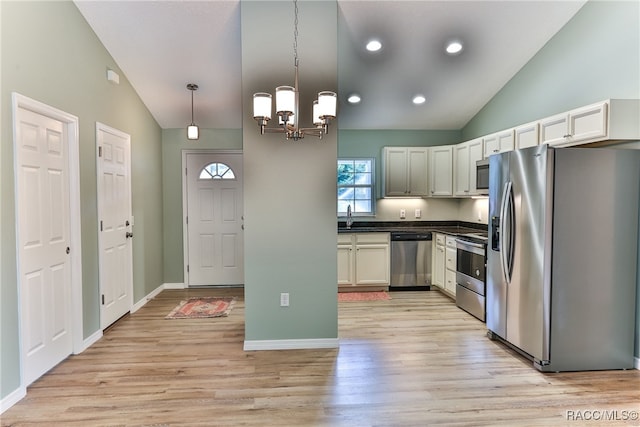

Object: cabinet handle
[563,134,572,138]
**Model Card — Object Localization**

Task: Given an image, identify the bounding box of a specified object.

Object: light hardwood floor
[2,288,639,426]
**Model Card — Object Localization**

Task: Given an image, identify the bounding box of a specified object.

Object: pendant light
[186,83,199,140]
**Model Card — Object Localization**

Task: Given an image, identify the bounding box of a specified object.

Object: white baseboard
[79,330,103,354]
[243,338,339,351]
[131,284,166,313]
[0,386,26,414]
[163,282,185,289]
[635,356,639,370]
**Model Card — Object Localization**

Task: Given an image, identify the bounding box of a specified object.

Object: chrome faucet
[346,204,353,229]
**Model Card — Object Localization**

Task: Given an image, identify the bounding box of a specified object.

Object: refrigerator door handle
[505,182,515,281]
[500,181,514,284]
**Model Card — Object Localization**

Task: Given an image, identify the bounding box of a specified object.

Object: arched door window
[199,162,236,180]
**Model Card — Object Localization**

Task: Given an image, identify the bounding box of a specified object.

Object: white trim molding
[243,338,339,351]
[0,386,26,415]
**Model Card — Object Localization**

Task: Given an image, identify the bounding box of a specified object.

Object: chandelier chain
[293,0,298,63]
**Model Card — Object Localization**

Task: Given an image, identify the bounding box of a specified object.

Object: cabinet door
[540,113,569,146]
[515,122,539,149]
[433,243,445,289]
[569,102,607,143]
[483,134,499,157]
[429,146,453,197]
[445,269,457,296]
[496,129,514,152]
[355,244,389,285]
[407,148,429,196]
[384,147,408,196]
[337,244,354,287]
[468,138,484,195]
[454,143,470,196]
[445,246,456,271]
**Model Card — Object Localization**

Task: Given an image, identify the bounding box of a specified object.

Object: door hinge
[185,167,188,176]
[187,265,189,273]
[101,294,105,305]
[186,216,188,225]
[100,220,103,231]
[98,146,103,157]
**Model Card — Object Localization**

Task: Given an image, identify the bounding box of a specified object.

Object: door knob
[126,232,133,239]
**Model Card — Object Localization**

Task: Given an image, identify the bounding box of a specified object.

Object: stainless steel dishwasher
[390,231,432,290]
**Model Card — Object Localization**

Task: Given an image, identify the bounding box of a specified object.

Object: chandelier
[252,0,337,141]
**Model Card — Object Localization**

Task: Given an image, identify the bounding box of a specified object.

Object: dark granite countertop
[337,221,488,243]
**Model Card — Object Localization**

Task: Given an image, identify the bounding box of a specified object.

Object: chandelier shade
[253,93,272,120]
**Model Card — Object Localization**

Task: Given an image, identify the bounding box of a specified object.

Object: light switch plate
[400,209,406,219]
[415,209,421,218]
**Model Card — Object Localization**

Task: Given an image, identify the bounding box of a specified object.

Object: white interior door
[185,152,244,286]
[14,106,73,386]
[97,123,133,329]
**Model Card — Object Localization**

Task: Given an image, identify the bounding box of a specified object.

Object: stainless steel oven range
[455,235,487,321]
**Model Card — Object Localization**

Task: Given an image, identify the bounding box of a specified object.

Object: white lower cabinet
[337,236,354,286]
[432,233,446,289]
[444,236,457,297]
[338,233,390,290]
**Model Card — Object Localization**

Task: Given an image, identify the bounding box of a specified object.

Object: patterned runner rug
[338,291,391,302]
[165,297,236,319]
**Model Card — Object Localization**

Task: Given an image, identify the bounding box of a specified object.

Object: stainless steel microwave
[476,159,489,193]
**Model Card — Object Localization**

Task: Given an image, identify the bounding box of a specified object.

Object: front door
[14,105,73,386]
[97,123,133,329]
[185,152,244,286]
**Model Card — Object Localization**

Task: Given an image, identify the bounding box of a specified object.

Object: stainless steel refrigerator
[486,145,639,372]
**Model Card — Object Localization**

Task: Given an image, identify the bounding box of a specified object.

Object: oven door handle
[455,239,485,249]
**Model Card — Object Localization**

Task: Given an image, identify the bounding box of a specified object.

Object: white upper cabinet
[515,122,539,149]
[454,138,483,197]
[429,145,453,197]
[383,147,429,197]
[539,100,640,147]
[483,129,514,157]
[540,101,607,146]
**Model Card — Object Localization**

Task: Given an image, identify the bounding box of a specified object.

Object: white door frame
[181,149,243,286]
[96,122,133,329]
[11,93,84,387]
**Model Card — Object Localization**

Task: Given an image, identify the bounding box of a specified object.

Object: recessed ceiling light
[412,95,426,105]
[347,94,362,104]
[366,39,382,52]
[446,40,463,55]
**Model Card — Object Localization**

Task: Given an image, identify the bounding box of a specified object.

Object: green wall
[461,0,640,358]
[161,128,243,284]
[463,0,640,140]
[1,1,164,399]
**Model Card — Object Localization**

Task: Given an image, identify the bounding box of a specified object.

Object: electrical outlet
[400,209,406,219]
[415,208,421,218]
[280,293,289,307]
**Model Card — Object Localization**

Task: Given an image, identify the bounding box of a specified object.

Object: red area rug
[338,291,391,302]
[165,297,236,319]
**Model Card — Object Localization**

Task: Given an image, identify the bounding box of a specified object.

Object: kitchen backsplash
[347,197,489,224]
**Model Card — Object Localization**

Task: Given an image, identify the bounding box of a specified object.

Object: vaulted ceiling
[74,0,586,131]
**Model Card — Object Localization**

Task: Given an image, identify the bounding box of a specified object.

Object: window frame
[337,157,376,217]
